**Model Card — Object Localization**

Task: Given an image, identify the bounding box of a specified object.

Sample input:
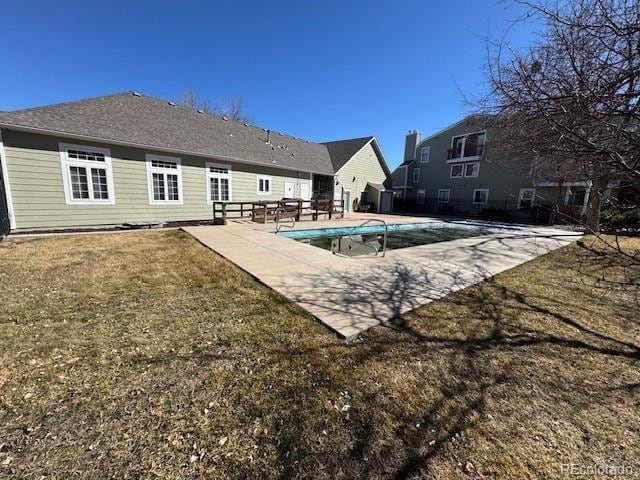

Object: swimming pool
[277,221,522,256]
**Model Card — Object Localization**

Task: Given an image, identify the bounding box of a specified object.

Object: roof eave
[369,137,392,177]
[0,122,334,176]
[333,138,374,175]
[332,137,391,178]
[414,115,477,149]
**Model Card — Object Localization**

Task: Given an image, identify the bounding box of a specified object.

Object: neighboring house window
[146,154,182,204]
[450,164,464,178]
[207,163,232,203]
[416,189,426,205]
[59,143,115,205]
[449,131,486,160]
[473,189,489,204]
[438,189,450,203]
[464,162,480,178]
[420,146,430,163]
[566,187,586,206]
[257,175,272,195]
[518,188,536,208]
[413,168,420,183]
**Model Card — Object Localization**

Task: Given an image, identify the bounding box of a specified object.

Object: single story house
[0,92,391,234]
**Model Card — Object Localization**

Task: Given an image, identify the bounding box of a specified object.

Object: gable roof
[0,92,339,175]
[322,136,374,171]
[414,114,493,150]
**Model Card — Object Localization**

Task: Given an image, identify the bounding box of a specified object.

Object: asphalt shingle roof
[0,92,343,175]
[322,136,374,172]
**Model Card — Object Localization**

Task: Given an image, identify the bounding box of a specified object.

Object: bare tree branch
[479,0,640,232]
[178,90,253,123]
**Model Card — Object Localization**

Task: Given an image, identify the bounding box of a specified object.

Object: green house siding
[409,120,533,206]
[3,130,312,231]
[335,142,387,208]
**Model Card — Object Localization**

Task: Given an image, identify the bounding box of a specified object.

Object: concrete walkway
[183,215,581,338]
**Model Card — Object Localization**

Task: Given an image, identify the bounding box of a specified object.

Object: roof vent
[291,152,295,156]
[196,109,205,114]
[243,122,249,126]
[168,101,176,106]
[222,116,229,121]
[132,91,141,97]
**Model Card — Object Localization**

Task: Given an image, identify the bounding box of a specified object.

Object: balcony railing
[447,144,485,160]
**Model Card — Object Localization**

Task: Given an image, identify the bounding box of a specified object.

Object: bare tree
[216,96,253,123]
[180,88,214,114]
[480,0,640,232]
[178,90,252,123]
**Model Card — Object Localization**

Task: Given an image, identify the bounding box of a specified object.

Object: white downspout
[0,130,16,230]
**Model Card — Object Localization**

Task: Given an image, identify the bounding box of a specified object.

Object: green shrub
[601,205,640,233]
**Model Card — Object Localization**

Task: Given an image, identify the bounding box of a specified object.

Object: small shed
[365,182,390,213]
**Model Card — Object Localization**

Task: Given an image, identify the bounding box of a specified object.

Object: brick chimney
[404,130,421,163]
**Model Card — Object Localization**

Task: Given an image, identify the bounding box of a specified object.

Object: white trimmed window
[146,154,182,204]
[59,143,115,205]
[450,164,464,178]
[420,146,430,163]
[473,189,489,204]
[413,168,420,183]
[464,162,480,178]
[518,188,536,208]
[257,175,272,195]
[438,189,450,203]
[416,189,426,205]
[449,131,486,160]
[207,163,232,203]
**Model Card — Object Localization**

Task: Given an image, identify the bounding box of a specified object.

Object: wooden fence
[212,199,345,225]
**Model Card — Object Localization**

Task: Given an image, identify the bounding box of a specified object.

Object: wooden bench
[276,204,299,222]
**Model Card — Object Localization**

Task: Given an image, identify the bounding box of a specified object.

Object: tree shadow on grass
[91,232,637,479]
[256,236,639,478]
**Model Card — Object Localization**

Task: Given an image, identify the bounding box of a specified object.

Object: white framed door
[416,189,426,206]
[284,181,295,199]
[380,191,393,213]
[300,183,310,201]
[342,190,351,212]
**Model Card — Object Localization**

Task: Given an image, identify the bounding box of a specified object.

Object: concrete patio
[183,214,582,338]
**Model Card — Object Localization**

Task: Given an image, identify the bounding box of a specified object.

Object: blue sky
[1,1,537,169]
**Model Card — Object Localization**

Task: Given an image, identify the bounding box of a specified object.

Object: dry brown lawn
[0,230,638,479]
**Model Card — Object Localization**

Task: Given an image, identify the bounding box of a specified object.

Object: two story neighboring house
[392,115,626,222]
